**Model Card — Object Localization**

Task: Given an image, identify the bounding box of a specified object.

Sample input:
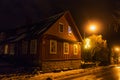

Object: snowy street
[0,65,117,80]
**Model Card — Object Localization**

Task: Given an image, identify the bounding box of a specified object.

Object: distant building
[0,11,83,72]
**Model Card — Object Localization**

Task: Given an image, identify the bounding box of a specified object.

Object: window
[50,40,57,54]
[4,44,8,54]
[9,44,15,55]
[30,39,37,54]
[22,40,28,54]
[59,23,64,32]
[73,44,78,55]
[63,42,69,54]
[68,26,72,35]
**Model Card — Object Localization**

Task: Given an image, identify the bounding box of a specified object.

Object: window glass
[64,42,69,54]
[59,23,64,32]
[4,45,8,54]
[30,39,37,54]
[9,44,15,55]
[74,44,78,55]
[22,40,28,54]
[50,40,57,54]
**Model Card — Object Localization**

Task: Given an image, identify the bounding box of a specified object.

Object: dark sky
[0,0,120,44]
[0,0,113,30]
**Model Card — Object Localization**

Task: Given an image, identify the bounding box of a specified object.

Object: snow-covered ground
[0,66,113,80]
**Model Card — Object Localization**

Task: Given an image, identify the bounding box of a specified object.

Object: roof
[0,11,83,44]
[0,12,64,44]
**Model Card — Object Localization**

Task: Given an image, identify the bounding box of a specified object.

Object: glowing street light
[89,25,96,32]
[115,47,120,51]
[114,47,120,52]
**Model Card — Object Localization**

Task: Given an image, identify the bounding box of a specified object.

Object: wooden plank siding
[41,34,80,61]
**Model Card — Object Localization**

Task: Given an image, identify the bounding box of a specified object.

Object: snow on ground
[0,66,113,80]
[29,67,103,80]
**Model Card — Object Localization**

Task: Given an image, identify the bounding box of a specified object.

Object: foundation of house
[41,60,81,72]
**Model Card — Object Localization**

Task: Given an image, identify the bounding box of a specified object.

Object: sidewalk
[0,65,113,80]
[29,65,113,80]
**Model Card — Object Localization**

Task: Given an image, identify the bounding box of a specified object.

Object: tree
[82,34,109,65]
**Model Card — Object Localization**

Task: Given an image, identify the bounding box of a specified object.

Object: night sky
[0,0,120,44]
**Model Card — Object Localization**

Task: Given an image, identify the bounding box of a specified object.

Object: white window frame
[50,40,57,54]
[4,44,8,54]
[63,42,69,54]
[73,44,78,55]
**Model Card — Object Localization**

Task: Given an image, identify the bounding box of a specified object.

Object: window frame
[59,22,64,32]
[73,44,78,55]
[4,44,8,54]
[9,44,15,55]
[30,39,37,54]
[50,40,57,54]
[63,42,69,54]
[22,40,28,54]
[68,26,72,35]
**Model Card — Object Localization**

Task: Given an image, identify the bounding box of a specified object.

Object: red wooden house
[0,11,83,72]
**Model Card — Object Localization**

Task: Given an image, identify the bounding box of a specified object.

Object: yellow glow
[84,38,91,49]
[84,21,102,33]
[115,47,120,52]
[90,25,96,31]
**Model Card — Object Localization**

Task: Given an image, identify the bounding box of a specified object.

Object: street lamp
[114,47,120,52]
[84,24,97,39]
[89,25,96,32]
[82,23,97,62]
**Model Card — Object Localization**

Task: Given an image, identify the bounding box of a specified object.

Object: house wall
[39,34,81,72]
[41,35,81,61]
[42,60,81,72]
[39,14,82,72]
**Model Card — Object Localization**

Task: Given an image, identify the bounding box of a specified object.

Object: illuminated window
[63,42,69,54]
[50,40,57,54]
[30,39,37,54]
[4,44,8,54]
[73,44,78,55]
[68,26,72,35]
[22,40,28,54]
[59,23,64,32]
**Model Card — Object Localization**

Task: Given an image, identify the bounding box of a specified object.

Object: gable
[44,13,80,42]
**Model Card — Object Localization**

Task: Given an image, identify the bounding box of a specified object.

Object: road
[61,65,120,80]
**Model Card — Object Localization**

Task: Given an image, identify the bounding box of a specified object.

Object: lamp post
[84,24,97,39]
[82,24,97,62]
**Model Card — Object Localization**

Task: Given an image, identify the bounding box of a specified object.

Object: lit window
[73,44,78,55]
[4,44,8,54]
[50,40,57,54]
[68,26,72,35]
[30,39,37,54]
[59,23,64,32]
[63,42,69,54]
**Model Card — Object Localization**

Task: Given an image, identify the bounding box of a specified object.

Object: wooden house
[0,11,83,72]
